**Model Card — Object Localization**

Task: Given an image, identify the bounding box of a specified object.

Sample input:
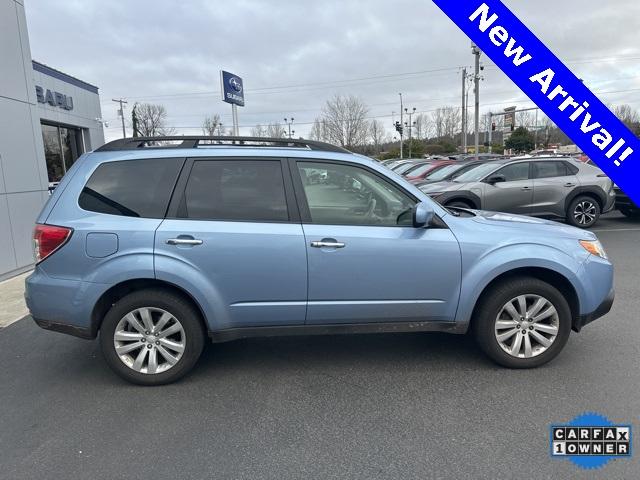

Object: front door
[155,158,307,330]
[482,161,534,214]
[292,160,461,325]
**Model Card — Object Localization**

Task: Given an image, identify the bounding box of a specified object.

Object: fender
[564,186,607,211]
[454,242,586,328]
[436,190,482,209]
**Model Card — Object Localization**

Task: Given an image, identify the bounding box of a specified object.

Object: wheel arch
[438,190,481,209]
[468,267,581,332]
[90,278,208,337]
[564,187,606,212]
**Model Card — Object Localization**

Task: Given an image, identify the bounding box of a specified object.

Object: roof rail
[94,136,351,154]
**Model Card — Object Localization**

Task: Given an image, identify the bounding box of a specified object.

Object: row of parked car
[380,154,631,228]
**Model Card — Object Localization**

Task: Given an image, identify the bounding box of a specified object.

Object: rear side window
[533,161,570,179]
[180,160,289,222]
[79,158,183,218]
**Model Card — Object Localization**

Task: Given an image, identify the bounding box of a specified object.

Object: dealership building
[1,0,104,280]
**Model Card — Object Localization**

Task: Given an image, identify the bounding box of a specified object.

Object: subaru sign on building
[220,70,245,106]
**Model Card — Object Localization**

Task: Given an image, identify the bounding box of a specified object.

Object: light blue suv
[25,137,614,385]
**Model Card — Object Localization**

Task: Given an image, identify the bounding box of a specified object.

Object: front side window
[297,162,415,226]
[494,162,530,182]
[79,158,183,218]
[181,160,289,222]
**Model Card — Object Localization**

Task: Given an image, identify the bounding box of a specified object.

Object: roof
[32,60,99,94]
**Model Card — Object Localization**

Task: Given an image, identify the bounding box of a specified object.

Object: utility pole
[399,93,404,159]
[488,112,493,153]
[472,45,481,160]
[405,107,416,158]
[112,98,128,138]
[284,117,295,139]
[461,68,467,153]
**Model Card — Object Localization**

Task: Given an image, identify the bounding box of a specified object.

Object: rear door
[531,161,579,216]
[482,162,534,214]
[154,158,307,330]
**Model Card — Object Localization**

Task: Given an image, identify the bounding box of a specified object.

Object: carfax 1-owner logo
[550,413,632,469]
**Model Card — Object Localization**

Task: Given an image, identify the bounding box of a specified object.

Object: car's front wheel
[566,195,600,228]
[473,277,572,368]
[100,289,205,385]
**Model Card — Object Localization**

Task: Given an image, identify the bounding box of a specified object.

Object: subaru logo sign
[220,71,245,106]
[229,77,243,93]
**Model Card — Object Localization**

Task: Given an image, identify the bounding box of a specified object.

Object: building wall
[33,63,104,151]
[0,0,50,281]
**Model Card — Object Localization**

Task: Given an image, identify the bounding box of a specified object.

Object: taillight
[33,224,72,263]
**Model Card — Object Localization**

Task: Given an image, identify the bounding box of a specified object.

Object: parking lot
[0,212,637,479]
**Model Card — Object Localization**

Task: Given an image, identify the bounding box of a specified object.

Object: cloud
[25,0,640,141]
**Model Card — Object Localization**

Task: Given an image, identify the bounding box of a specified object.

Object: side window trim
[289,158,419,226]
[166,157,300,223]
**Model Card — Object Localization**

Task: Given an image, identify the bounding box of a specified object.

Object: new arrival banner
[431,0,640,205]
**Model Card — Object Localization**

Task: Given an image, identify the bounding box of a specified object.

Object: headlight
[579,240,608,259]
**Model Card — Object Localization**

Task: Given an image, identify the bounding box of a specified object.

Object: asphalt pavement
[0,213,638,479]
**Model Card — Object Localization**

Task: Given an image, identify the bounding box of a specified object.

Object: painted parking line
[592,227,640,233]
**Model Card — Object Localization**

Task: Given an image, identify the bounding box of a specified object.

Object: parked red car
[404,160,456,183]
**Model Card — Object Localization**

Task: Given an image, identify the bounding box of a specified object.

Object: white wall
[0,0,49,280]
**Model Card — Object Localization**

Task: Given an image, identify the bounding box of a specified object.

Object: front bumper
[574,287,614,332]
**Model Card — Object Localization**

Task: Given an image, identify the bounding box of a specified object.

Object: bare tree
[320,94,369,148]
[309,118,328,142]
[368,119,386,154]
[250,124,267,137]
[135,103,175,137]
[516,110,535,129]
[413,113,431,140]
[266,122,285,138]
[202,114,221,136]
[613,104,640,131]
[431,108,445,138]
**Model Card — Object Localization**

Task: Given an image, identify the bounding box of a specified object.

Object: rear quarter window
[78,158,183,218]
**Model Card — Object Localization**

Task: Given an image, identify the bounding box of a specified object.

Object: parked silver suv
[419,157,614,228]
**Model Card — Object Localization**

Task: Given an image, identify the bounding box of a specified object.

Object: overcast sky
[25,0,640,141]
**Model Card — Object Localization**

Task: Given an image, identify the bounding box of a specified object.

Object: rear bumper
[25,267,107,339]
[32,317,94,339]
[574,287,614,332]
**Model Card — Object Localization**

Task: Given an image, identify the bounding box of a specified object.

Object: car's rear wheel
[473,277,572,368]
[619,208,640,219]
[100,289,205,385]
[566,195,600,228]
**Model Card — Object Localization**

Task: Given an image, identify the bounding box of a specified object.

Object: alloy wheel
[113,307,185,374]
[573,201,597,226]
[494,294,559,358]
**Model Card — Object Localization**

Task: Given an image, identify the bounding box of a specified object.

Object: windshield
[425,164,464,181]
[405,162,433,177]
[394,162,420,175]
[453,162,501,182]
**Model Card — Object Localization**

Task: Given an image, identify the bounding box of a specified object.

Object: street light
[284,117,295,139]
[405,107,417,158]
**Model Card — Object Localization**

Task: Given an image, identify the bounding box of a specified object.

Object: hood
[419,181,465,194]
[470,210,597,240]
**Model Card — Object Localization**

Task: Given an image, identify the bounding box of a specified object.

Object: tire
[100,289,205,385]
[446,200,473,209]
[473,277,572,368]
[566,195,601,228]
[619,208,640,219]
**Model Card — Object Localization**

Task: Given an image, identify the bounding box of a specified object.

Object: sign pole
[232,104,239,136]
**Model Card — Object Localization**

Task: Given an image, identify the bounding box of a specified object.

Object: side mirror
[486,174,506,185]
[413,202,434,228]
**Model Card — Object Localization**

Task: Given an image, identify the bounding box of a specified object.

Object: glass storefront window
[41,123,84,184]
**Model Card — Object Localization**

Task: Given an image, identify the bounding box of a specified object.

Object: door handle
[311,241,345,248]
[564,183,576,187]
[521,186,532,190]
[166,238,203,246]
